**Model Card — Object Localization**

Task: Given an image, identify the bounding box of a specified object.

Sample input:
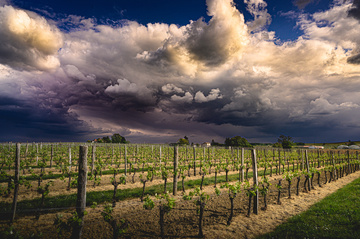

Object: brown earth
[1,170,359,239]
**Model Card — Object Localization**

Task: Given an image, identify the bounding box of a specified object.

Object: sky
[1,0,360,144]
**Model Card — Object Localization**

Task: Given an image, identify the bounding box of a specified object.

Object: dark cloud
[348,0,360,21]
[0,96,93,142]
[347,53,360,64]
[2,0,360,145]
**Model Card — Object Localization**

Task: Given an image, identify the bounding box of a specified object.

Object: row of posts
[10,144,348,235]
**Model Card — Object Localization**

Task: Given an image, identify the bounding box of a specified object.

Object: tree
[277,135,293,149]
[102,136,112,143]
[225,136,252,148]
[111,134,127,144]
[177,136,189,145]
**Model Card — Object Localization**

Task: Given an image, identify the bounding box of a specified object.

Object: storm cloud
[1,0,360,143]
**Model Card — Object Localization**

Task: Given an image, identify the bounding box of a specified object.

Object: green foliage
[111,134,128,144]
[177,136,190,145]
[101,204,114,223]
[215,187,221,196]
[101,204,128,236]
[92,134,129,144]
[144,192,175,213]
[155,192,176,213]
[183,187,210,212]
[54,211,87,237]
[244,181,257,196]
[37,180,54,197]
[225,136,252,148]
[143,195,155,210]
[277,135,293,149]
[272,142,282,148]
[283,171,295,182]
[221,182,242,199]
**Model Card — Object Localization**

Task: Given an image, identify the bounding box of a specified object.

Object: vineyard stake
[305,150,311,190]
[91,145,96,175]
[241,148,244,182]
[11,143,20,224]
[124,145,127,176]
[251,149,259,214]
[193,146,196,176]
[71,145,88,239]
[50,144,53,168]
[173,146,179,196]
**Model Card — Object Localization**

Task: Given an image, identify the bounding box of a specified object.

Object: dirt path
[206,171,360,239]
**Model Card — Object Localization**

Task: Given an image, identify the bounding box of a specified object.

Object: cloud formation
[0,5,63,71]
[1,0,360,143]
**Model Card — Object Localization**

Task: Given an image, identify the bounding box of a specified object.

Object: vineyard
[1,142,360,238]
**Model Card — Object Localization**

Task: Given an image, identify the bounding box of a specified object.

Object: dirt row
[1,169,359,238]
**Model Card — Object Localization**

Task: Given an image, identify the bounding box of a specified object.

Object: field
[0,143,359,238]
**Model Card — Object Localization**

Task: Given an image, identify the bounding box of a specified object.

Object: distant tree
[225,136,252,148]
[102,136,112,143]
[111,134,128,144]
[277,135,293,149]
[178,136,190,145]
[272,142,282,148]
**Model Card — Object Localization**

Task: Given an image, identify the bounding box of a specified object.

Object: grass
[257,176,360,239]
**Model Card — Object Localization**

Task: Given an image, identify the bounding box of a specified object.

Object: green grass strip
[257,176,360,239]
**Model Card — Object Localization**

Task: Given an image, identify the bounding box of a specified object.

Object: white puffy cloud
[194,88,223,103]
[307,97,359,116]
[0,5,63,70]
[105,78,154,103]
[171,92,193,103]
[161,84,184,94]
[244,0,272,32]
[3,0,360,143]
[137,0,249,76]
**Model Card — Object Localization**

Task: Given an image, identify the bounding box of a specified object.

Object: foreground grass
[257,176,360,239]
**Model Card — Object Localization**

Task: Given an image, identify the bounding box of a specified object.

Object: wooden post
[11,143,21,223]
[241,148,244,182]
[71,146,88,239]
[36,143,39,164]
[159,146,162,171]
[331,151,337,179]
[173,146,179,196]
[193,146,196,176]
[347,151,350,174]
[251,149,259,214]
[68,145,72,173]
[91,145,96,175]
[112,145,114,166]
[305,150,311,190]
[301,149,304,171]
[25,143,28,161]
[50,144,53,168]
[124,145,127,176]
[278,149,281,174]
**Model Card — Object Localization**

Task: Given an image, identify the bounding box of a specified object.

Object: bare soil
[1,170,359,239]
